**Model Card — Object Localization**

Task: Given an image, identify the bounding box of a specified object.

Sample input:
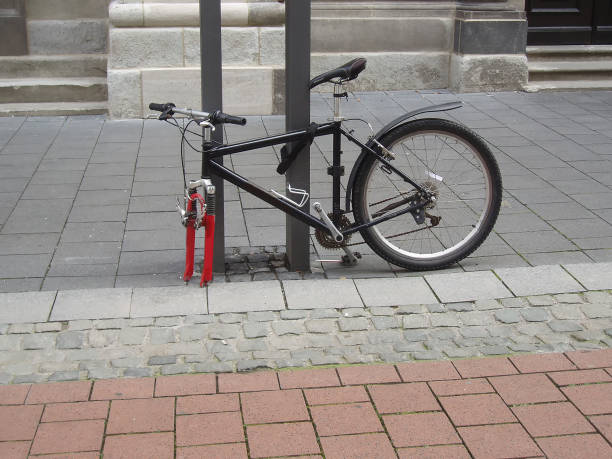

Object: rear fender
[344,101,462,212]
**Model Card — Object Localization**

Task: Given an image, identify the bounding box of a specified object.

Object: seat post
[333,82,346,122]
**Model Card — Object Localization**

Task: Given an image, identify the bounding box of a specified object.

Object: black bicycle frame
[204,121,428,237]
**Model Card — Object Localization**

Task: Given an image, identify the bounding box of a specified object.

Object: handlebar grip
[149,102,175,113]
[212,110,247,126]
[149,103,165,112]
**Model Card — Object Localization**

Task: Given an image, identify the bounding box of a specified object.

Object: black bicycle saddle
[308,58,367,89]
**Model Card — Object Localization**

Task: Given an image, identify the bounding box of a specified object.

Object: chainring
[315,213,352,249]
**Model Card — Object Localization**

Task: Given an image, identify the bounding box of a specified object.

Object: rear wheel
[351,118,502,270]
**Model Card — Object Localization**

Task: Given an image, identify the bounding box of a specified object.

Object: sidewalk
[1,90,612,290]
[0,349,610,458]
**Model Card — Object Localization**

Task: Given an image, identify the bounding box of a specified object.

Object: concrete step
[527,45,612,60]
[527,45,612,90]
[0,101,107,117]
[0,55,107,79]
[0,77,107,104]
[528,59,612,81]
[524,79,612,92]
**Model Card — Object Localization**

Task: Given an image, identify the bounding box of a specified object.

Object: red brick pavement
[0,349,610,458]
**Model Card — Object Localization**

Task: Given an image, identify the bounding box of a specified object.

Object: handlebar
[148,102,246,126]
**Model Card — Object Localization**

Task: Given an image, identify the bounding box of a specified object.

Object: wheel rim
[362,129,494,260]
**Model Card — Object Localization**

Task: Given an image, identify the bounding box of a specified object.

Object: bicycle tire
[351,118,502,271]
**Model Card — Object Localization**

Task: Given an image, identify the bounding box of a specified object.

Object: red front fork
[182,193,215,286]
[201,213,215,287]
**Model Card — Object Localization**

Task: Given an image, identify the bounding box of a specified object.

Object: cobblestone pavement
[0,289,610,384]
[0,349,610,458]
[2,90,612,291]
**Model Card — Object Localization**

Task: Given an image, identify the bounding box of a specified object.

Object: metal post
[200,0,225,272]
[285,0,311,271]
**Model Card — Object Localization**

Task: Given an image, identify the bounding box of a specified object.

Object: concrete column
[0,0,27,55]
[449,0,528,92]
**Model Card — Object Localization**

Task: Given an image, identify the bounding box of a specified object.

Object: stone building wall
[107,0,528,118]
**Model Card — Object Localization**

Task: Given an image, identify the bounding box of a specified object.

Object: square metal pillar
[285,0,312,271]
[200,0,225,272]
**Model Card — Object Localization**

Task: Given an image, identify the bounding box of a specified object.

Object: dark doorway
[526,0,612,45]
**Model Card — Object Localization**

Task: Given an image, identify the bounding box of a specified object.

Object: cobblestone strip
[0,292,610,384]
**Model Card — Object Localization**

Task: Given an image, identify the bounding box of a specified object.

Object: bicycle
[149,58,502,286]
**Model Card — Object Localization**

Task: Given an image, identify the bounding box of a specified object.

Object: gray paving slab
[131,286,206,317]
[50,288,132,320]
[0,234,60,255]
[354,277,437,307]
[563,262,612,290]
[283,279,363,310]
[0,254,53,278]
[42,276,116,291]
[0,291,55,323]
[494,265,584,297]
[425,271,513,303]
[208,280,285,313]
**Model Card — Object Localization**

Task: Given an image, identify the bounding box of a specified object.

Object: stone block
[260,27,284,66]
[521,308,550,322]
[495,309,521,324]
[107,69,142,119]
[51,288,132,321]
[243,322,269,338]
[56,331,84,349]
[208,280,284,313]
[311,52,449,92]
[28,19,107,54]
[0,291,55,324]
[453,17,526,55]
[219,313,244,324]
[109,1,144,27]
[131,286,206,317]
[109,28,183,69]
[354,277,437,307]
[403,314,429,329]
[247,311,276,322]
[312,16,452,53]
[9,323,34,334]
[283,279,362,310]
[22,334,55,350]
[371,316,400,330]
[272,321,304,335]
[496,265,584,297]
[581,304,612,319]
[150,328,176,345]
[144,2,199,27]
[119,328,147,345]
[430,312,460,327]
[338,317,369,332]
[449,53,527,92]
[35,323,62,333]
[209,324,240,340]
[178,325,207,341]
[548,320,583,332]
[184,27,259,66]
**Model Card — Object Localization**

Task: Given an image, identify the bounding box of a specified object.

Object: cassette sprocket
[315,213,352,249]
